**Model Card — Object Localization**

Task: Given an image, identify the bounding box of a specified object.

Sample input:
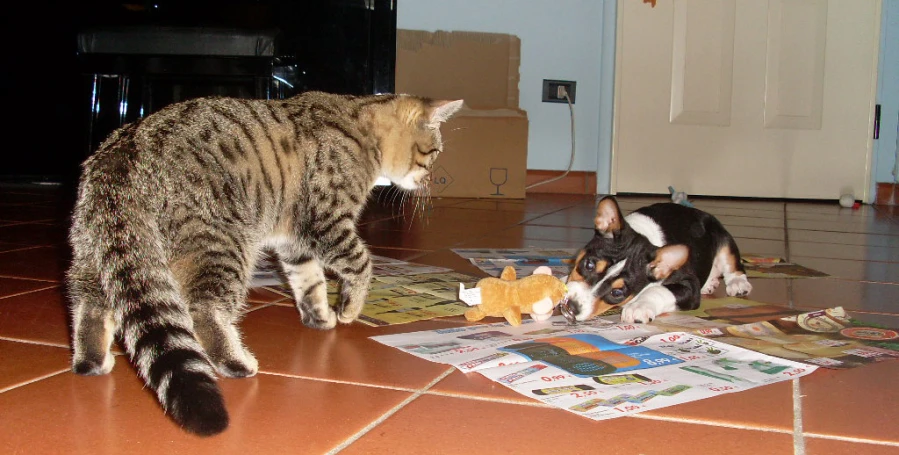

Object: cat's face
[379,97,464,190]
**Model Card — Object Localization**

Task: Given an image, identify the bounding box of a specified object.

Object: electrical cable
[526,87,576,190]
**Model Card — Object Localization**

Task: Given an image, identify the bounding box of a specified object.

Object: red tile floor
[1,186,898,454]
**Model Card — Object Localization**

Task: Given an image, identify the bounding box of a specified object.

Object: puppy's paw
[725,274,752,297]
[701,276,720,295]
[620,285,677,324]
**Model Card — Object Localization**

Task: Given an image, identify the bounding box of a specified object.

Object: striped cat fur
[67,92,463,435]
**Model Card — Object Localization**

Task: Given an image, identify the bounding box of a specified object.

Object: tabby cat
[67,91,463,436]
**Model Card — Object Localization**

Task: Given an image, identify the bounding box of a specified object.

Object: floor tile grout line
[792,379,806,455]
[627,413,794,434]
[0,245,45,256]
[326,367,456,455]
[803,433,899,447]
[782,204,797,312]
[0,336,70,349]
[0,274,60,283]
[786,256,899,266]
[0,368,70,394]
[257,370,419,393]
[423,390,553,408]
[243,303,276,313]
[261,285,293,299]
[788,238,899,248]
[0,284,61,301]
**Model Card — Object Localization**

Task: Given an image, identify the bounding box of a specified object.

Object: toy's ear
[532,266,553,276]
[648,244,690,280]
[499,266,518,281]
[595,196,624,238]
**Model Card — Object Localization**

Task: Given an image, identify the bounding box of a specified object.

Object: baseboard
[875,182,899,206]
[525,170,596,194]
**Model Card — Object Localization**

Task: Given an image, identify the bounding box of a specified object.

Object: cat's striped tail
[80,153,229,436]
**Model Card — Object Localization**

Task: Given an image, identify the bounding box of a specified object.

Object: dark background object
[0,0,397,187]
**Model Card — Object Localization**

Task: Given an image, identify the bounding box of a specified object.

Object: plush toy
[458,266,567,326]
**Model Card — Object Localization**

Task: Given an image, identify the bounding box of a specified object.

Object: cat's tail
[80,151,228,436]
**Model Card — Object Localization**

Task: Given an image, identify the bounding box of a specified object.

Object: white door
[611,0,881,200]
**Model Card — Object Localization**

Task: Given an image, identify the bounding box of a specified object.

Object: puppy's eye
[610,289,625,299]
[584,259,596,272]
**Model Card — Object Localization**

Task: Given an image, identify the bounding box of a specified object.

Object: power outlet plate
[542,79,576,104]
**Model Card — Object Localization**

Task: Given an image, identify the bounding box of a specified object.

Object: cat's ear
[428,99,464,125]
[594,196,624,238]
[648,244,690,281]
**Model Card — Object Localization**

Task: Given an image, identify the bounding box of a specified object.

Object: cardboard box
[396,29,529,199]
[431,108,528,199]
[396,30,521,110]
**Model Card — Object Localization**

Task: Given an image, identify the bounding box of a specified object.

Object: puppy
[564,196,752,324]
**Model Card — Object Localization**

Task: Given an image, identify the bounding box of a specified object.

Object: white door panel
[612,0,880,200]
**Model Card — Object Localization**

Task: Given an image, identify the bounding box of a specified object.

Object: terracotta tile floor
[1,185,898,454]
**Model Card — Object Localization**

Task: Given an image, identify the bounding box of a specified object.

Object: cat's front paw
[298,300,338,329]
[620,285,677,323]
[337,300,364,325]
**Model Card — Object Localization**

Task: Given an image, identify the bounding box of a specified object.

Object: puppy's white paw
[701,276,720,295]
[725,274,752,297]
[620,284,677,323]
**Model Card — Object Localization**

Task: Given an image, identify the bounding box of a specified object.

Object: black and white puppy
[565,196,752,324]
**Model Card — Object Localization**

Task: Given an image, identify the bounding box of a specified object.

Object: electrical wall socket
[542,79,576,104]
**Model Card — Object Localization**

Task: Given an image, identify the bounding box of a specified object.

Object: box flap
[454,106,526,118]
[396,30,521,110]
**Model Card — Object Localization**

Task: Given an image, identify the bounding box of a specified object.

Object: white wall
[397,0,616,193]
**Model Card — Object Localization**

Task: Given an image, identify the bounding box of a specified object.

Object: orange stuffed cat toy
[459,266,567,326]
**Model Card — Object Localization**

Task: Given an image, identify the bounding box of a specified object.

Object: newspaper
[371,316,816,420]
[452,248,578,278]
[652,304,899,369]
[740,254,829,279]
[251,254,454,288]
[267,271,480,326]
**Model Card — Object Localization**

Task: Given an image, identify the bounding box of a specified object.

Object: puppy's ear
[648,244,689,280]
[594,196,624,238]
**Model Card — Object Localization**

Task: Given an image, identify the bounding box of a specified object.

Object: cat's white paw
[701,276,720,295]
[621,284,677,323]
[725,274,752,297]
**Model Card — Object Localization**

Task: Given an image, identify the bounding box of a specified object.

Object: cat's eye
[422,148,439,155]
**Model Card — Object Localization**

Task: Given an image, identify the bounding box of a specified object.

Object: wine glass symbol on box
[489,167,508,196]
